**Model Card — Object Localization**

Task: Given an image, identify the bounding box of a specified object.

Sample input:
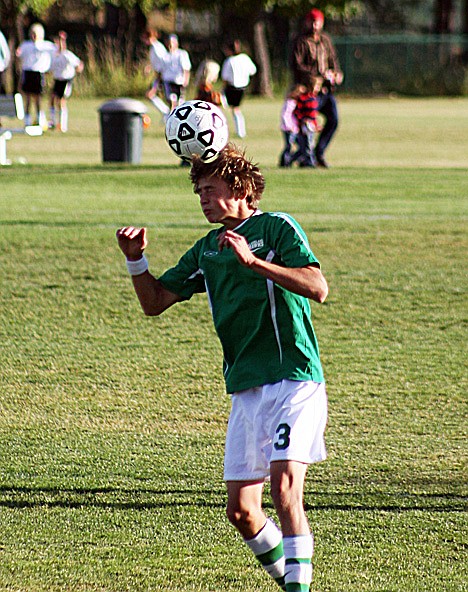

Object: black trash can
[98,98,147,164]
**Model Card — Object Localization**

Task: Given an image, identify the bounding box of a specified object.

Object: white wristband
[126,254,149,276]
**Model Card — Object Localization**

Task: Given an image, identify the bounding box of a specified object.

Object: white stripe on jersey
[271,212,312,251]
[188,268,203,281]
[266,250,283,364]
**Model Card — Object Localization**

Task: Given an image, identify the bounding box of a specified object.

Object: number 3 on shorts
[274,422,291,450]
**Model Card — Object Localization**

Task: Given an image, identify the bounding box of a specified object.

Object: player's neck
[222,208,257,230]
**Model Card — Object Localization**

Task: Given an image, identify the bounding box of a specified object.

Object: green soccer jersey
[159,211,325,393]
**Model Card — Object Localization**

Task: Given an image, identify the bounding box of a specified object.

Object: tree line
[1,0,467,96]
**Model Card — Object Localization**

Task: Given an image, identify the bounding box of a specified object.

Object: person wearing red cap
[290,8,343,168]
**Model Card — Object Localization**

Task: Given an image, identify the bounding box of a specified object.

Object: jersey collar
[233,209,262,232]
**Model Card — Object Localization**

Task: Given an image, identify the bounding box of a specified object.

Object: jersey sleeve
[181,50,191,71]
[269,213,320,269]
[221,59,233,84]
[68,50,82,68]
[45,40,57,54]
[158,241,206,299]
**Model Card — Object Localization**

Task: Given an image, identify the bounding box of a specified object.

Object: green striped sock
[245,519,286,588]
[283,534,313,591]
[284,583,310,592]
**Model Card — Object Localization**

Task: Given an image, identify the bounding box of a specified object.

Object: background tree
[75,0,164,71]
[433,0,454,32]
[177,0,354,95]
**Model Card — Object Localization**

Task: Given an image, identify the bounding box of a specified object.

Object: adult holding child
[290,8,343,168]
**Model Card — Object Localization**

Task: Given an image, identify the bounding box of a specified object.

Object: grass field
[0,97,467,592]
[3,96,468,168]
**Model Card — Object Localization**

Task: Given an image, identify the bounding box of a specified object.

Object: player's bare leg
[226,480,286,589]
[270,461,309,535]
[226,480,265,538]
[59,96,68,132]
[35,94,46,129]
[270,460,313,591]
[24,94,32,126]
[232,106,246,138]
[49,94,57,129]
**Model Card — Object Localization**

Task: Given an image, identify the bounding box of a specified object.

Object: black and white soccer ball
[165,100,229,163]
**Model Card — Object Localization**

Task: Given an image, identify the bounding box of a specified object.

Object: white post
[0,131,12,165]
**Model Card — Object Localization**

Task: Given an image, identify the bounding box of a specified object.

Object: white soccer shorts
[224,379,328,481]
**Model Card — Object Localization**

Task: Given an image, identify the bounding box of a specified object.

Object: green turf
[0,98,467,591]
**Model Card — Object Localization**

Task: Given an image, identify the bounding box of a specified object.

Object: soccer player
[0,28,10,95]
[48,31,84,132]
[160,34,191,111]
[116,144,329,592]
[221,39,257,138]
[142,28,169,119]
[16,23,55,128]
[0,27,11,127]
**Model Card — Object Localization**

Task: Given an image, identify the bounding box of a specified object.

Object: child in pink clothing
[278,87,300,167]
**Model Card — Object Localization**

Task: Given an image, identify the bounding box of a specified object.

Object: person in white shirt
[0,28,11,94]
[48,31,83,132]
[160,34,191,111]
[221,39,257,138]
[142,28,169,119]
[16,23,55,127]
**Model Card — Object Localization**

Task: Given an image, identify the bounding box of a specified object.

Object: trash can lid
[98,98,147,114]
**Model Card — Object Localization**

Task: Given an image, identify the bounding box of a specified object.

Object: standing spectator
[16,23,55,128]
[293,77,323,168]
[160,34,191,112]
[48,31,84,132]
[142,28,169,118]
[290,8,343,168]
[221,39,257,138]
[194,59,223,106]
[0,28,11,94]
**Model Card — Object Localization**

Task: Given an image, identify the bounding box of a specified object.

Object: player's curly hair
[190,144,265,209]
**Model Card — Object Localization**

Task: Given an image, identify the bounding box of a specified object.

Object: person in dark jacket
[290,8,343,168]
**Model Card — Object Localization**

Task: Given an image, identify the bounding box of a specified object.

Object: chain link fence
[333,35,468,96]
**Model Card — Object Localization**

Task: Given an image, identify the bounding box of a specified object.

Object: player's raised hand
[218,230,255,267]
[116,226,148,260]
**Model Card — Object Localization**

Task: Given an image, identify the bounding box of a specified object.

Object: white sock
[283,534,314,591]
[39,111,47,129]
[245,519,286,589]
[149,95,170,115]
[49,107,55,125]
[60,107,68,132]
[233,111,246,138]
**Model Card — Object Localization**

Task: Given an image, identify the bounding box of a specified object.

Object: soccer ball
[165,100,229,163]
